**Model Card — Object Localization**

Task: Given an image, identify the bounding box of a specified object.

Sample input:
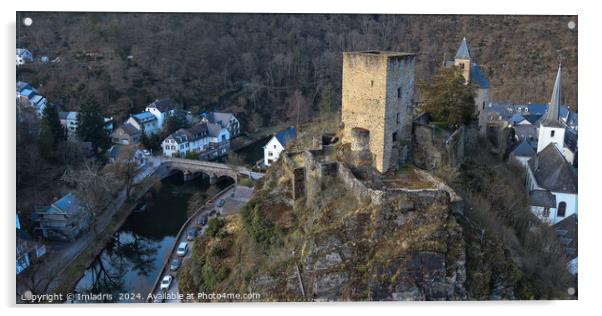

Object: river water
[72,173,232,303]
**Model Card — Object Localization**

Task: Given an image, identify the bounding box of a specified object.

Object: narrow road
[150,185,254,303]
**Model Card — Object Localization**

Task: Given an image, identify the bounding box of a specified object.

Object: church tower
[454,37,471,84]
[537,65,566,153]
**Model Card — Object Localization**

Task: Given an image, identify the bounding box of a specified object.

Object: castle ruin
[341,51,416,173]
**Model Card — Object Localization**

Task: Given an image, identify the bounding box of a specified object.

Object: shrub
[206,217,226,238]
[240,192,275,246]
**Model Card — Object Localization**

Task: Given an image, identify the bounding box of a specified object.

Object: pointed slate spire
[541,65,563,127]
[455,37,471,60]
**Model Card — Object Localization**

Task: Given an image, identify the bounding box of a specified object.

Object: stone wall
[474,88,491,135]
[412,118,471,170]
[411,122,441,170]
[341,51,416,173]
[445,126,465,168]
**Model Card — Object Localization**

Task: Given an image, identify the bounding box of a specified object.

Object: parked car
[187,228,198,241]
[160,275,173,291]
[177,242,188,256]
[170,258,182,271]
[217,199,225,207]
[197,214,208,227]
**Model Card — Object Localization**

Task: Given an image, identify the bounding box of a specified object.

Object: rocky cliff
[177,149,523,301]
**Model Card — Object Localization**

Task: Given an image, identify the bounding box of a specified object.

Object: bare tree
[61,159,118,236]
[106,145,139,200]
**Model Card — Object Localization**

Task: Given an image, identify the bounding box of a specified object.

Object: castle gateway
[341,51,416,173]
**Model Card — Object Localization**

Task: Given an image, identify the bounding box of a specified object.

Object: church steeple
[537,65,566,153]
[455,37,471,60]
[541,65,562,127]
[454,37,472,84]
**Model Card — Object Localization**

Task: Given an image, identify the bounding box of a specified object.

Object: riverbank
[52,171,164,299]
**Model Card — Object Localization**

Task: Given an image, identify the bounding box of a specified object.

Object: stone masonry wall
[341,51,416,173]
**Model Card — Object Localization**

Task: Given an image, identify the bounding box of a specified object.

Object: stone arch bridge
[161,157,264,183]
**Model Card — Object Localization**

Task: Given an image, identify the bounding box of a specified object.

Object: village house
[16,82,47,117]
[263,127,297,167]
[486,101,578,166]
[16,213,46,275]
[108,144,148,169]
[112,122,142,145]
[58,111,114,137]
[509,137,536,168]
[59,111,78,135]
[145,98,177,130]
[200,112,241,138]
[33,193,91,241]
[161,121,230,159]
[126,111,159,136]
[16,48,33,65]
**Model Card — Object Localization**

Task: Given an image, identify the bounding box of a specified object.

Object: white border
[2,1,600,315]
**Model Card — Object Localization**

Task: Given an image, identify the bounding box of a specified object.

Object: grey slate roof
[147,98,176,113]
[553,213,578,260]
[120,122,142,137]
[528,143,578,193]
[513,125,539,144]
[168,122,209,144]
[455,37,471,59]
[541,66,564,128]
[529,190,557,208]
[511,137,536,158]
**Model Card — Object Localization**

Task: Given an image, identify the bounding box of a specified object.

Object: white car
[160,275,173,291]
[176,242,188,257]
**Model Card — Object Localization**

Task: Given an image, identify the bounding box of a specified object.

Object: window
[397,87,402,98]
[551,130,555,137]
[370,80,374,87]
[268,151,273,157]
[392,132,398,142]
[396,113,402,124]
[274,145,277,149]
[557,202,567,217]
[459,63,465,69]
[543,208,550,217]
[482,102,485,110]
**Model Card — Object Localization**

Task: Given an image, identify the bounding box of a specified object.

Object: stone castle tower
[341,51,416,173]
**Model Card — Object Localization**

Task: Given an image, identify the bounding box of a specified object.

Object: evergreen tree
[77,97,109,154]
[161,111,188,138]
[38,103,66,161]
[419,66,476,127]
